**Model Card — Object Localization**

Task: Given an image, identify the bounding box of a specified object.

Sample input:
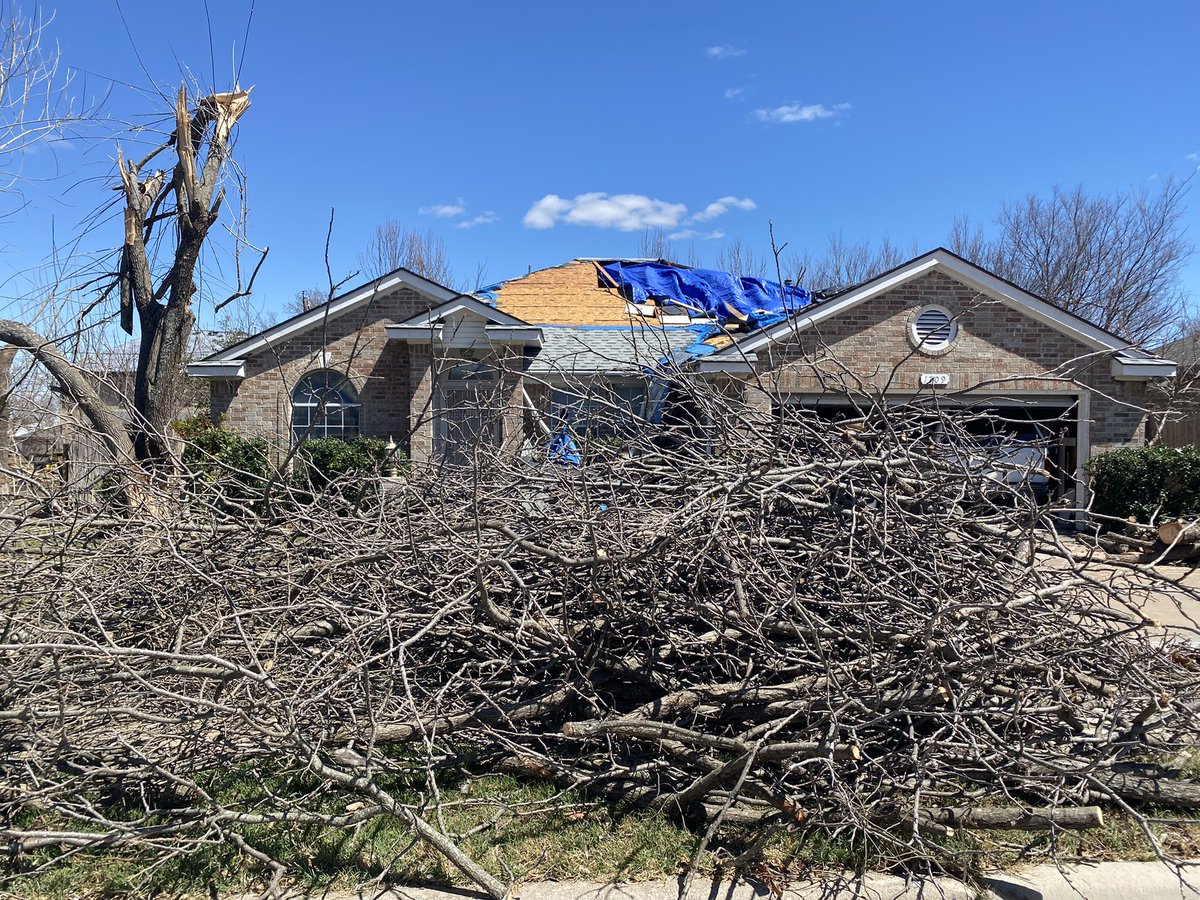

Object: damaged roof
[476,257,810,364]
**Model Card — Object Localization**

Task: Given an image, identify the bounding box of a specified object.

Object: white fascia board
[186,360,246,378]
[484,325,544,346]
[696,354,757,375]
[1111,357,1177,380]
[385,324,443,343]
[719,250,1154,361]
[201,271,460,362]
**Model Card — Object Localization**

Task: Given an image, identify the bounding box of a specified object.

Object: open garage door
[774,395,1081,505]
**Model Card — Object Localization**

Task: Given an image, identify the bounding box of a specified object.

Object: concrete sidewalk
[236,863,1200,900]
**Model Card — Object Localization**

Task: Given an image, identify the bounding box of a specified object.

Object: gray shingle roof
[526,325,703,375]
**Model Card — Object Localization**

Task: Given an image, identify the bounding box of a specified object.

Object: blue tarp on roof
[601,261,814,329]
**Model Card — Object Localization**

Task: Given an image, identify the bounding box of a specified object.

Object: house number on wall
[920,373,950,387]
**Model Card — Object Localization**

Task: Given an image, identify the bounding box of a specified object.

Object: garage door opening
[774,396,1081,505]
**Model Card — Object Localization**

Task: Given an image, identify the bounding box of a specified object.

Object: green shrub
[178,421,271,507]
[291,437,405,506]
[172,412,212,441]
[1087,445,1200,523]
[174,418,404,509]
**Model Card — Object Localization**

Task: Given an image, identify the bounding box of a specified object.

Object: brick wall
[211,286,434,457]
[755,271,1154,455]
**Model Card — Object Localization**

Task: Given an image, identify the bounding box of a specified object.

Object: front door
[434,359,502,466]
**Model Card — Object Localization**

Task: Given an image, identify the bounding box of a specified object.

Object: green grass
[8,772,1200,900]
[5,775,704,899]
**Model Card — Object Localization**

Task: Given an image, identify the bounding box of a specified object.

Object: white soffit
[1111,356,1177,380]
[186,360,246,378]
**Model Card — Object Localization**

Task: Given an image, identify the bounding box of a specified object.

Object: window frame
[291,370,361,442]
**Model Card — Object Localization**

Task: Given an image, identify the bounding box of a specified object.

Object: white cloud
[1188,152,1200,161]
[723,87,745,100]
[754,102,851,124]
[523,195,574,229]
[706,44,745,59]
[689,196,756,223]
[668,229,726,241]
[418,199,467,218]
[457,211,497,229]
[523,192,688,231]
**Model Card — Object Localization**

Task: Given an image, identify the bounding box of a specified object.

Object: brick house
[188,248,1176,499]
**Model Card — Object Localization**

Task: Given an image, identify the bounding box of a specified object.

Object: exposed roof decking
[487,260,634,326]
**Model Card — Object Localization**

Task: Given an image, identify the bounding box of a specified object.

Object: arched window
[291,371,360,441]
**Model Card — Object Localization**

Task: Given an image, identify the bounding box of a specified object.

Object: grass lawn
[9,772,1200,900]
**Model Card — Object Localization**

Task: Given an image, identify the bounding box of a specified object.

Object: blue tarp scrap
[601,261,814,329]
[474,282,504,304]
[547,429,582,467]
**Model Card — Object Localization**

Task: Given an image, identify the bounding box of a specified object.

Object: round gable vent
[910,305,958,353]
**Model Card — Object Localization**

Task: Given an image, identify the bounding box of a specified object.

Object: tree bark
[115,86,250,463]
[0,320,136,462]
[1100,773,1200,809]
[911,805,1103,831]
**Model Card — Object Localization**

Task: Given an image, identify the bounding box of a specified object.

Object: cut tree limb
[912,805,1103,831]
[1098,773,1200,809]
[1158,519,1200,546]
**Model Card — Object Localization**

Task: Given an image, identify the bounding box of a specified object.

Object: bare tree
[112,86,254,462]
[0,10,131,461]
[0,7,96,206]
[636,228,673,261]
[283,285,330,316]
[634,229,701,267]
[788,234,915,292]
[714,237,768,279]
[359,219,454,286]
[951,181,1192,345]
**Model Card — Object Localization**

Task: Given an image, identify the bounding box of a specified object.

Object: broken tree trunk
[0,320,136,463]
[115,86,251,463]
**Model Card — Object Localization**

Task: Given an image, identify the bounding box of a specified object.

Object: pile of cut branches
[3,384,1200,896]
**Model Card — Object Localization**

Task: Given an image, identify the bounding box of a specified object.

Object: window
[443,359,496,382]
[291,370,360,441]
[550,383,645,438]
[910,305,958,353]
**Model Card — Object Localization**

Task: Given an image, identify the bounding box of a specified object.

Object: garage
[775,393,1083,506]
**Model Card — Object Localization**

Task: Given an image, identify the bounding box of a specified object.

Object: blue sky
[3,0,1199,327]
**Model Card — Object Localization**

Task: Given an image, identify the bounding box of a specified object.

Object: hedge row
[1087,445,1200,523]
[174,415,401,507]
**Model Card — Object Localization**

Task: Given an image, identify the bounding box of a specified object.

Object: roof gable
[394,294,529,327]
[716,248,1166,364]
[199,266,461,363]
